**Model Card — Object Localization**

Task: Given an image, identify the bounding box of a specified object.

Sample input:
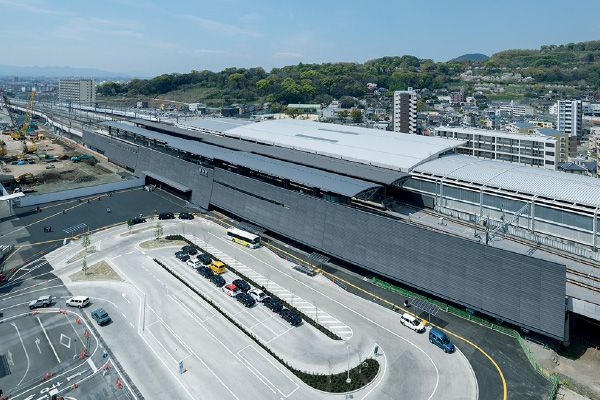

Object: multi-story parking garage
[81,118,571,341]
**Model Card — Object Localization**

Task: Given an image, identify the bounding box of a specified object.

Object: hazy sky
[1,0,599,77]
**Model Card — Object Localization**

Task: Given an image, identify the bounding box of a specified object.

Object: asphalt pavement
[214,208,554,400]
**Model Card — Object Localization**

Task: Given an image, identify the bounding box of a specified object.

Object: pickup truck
[29,295,52,310]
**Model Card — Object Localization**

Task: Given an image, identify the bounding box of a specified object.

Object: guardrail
[372,276,560,399]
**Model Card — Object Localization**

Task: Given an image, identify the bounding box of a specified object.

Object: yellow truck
[209,261,225,274]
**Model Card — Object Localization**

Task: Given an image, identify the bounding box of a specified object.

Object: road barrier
[372,276,560,399]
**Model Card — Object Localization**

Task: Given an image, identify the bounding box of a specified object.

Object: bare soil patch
[139,238,188,249]
[69,260,121,281]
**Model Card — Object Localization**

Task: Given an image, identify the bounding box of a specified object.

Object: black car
[131,217,146,225]
[175,251,190,262]
[262,297,283,313]
[197,266,214,278]
[181,245,198,255]
[158,212,175,220]
[232,279,250,293]
[280,309,302,326]
[197,253,212,265]
[209,275,226,287]
[179,213,194,220]
[235,292,256,307]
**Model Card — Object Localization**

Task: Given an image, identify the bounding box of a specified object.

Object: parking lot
[35,214,478,400]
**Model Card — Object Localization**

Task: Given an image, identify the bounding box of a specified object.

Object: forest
[97,40,600,104]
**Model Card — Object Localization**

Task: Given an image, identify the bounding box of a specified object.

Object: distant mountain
[452,53,489,61]
[0,64,130,79]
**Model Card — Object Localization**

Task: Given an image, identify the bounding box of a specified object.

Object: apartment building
[433,126,559,170]
[498,104,535,117]
[534,127,570,163]
[393,87,417,134]
[58,79,96,106]
[528,120,555,129]
[557,99,583,140]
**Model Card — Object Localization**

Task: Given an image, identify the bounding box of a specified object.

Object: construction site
[0,94,128,196]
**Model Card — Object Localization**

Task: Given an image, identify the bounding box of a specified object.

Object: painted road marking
[38,317,60,363]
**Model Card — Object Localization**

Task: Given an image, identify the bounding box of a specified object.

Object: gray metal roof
[130,119,406,184]
[179,118,253,132]
[413,154,600,208]
[103,122,380,197]
[224,119,464,172]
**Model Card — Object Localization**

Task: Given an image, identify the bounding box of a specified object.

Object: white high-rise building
[59,79,96,106]
[393,87,417,134]
[557,99,583,140]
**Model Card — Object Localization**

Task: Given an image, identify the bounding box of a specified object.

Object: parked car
[181,245,197,255]
[45,164,55,169]
[429,327,454,353]
[186,259,202,269]
[209,275,226,287]
[29,295,52,310]
[179,213,194,220]
[158,212,174,220]
[66,296,90,308]
[131,217,146,225]
[197,253,212,265]
[400,313,425,333]
[197,266,214,278]
[279,309,302,326]
[175,251,190,262]
[222,284,239,297]
[262,297,283,313]
[232,279,250,293]
[248,289,267,303]
[209,261,225,274]
[236,292,256,307]
[91,308,111,325]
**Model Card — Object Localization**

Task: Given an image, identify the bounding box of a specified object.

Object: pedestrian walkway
[200,241,354,340]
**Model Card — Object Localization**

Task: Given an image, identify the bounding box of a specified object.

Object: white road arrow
[66,371,84,382]
[35,338,41,354]
[122,292,130,303]
[7,349,13,366]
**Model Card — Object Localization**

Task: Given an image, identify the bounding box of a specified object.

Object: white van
[66,296,90,308]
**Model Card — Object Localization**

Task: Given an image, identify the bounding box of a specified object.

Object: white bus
[226,228,261,248]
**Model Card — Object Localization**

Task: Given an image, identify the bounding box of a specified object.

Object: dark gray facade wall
[135,148,214,209]
[83,130,139,169]
[211,169,566,339]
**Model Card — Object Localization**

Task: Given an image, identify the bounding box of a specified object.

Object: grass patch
[139,238,188,249]
[69,260,122,281]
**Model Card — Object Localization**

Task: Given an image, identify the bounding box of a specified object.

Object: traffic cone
[74,383,77,389]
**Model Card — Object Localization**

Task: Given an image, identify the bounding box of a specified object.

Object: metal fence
[435,206,600,262]
[372,276,560,400]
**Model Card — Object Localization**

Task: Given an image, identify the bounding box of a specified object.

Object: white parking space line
[237,345,299,397]
[38,317,60,363]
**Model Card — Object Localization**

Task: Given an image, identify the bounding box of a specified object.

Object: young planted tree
[127,218,134,233]
[155,222,163,240]
[81,232,91,275]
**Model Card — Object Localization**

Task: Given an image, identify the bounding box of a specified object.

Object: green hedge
[166,234,342,340]
[154,257,379,392]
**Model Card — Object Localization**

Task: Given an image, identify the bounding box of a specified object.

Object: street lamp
[346,344,351,398]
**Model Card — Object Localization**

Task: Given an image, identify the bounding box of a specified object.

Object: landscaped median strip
[153,257,379,393]
[165,234,342,340]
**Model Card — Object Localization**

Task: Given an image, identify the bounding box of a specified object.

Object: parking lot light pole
[346,344,351,398]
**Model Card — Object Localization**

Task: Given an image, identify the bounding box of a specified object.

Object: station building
[82,118,590,341]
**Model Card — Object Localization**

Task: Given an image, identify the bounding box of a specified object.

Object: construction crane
[19,92,36,138]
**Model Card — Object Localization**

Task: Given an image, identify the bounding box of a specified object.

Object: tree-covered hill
[97,40,600,105]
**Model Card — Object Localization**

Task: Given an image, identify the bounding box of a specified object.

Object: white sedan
[248,288,267,303]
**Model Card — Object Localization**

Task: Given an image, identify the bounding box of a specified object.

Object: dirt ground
[1,111,129,194]
[68,260,122,282]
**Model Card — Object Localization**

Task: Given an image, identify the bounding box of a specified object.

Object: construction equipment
[22,141,37,154]
[19,92,35,139]
[0,141,6,157]
[35,152,55,160]
[15,173,34,183]
[71,155,96,162]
